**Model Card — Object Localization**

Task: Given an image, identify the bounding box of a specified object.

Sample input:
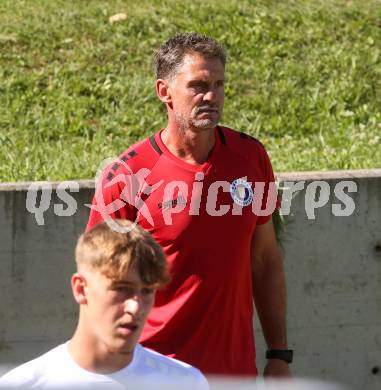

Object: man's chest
[134,156,266,240]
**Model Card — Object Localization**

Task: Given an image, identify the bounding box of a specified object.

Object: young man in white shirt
[1,220,208,389]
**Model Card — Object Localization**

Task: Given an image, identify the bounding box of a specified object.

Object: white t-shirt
[0,343,209,390]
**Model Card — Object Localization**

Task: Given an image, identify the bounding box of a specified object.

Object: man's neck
[68,326,133,374]
[161,125,216,165]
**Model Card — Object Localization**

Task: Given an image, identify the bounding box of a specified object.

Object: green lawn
[1,0,380,181]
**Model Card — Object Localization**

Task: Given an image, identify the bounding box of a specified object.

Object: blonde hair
[76,220,170,287]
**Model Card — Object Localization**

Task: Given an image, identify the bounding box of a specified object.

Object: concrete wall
[0,170,380,389]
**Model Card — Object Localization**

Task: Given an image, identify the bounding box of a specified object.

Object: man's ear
[71,273,88,305]
[156,79,172,105]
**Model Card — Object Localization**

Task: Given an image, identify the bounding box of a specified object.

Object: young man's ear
[71,273,88,305]
[156,79,172,106]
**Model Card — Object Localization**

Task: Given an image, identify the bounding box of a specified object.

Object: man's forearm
[252,247,288,349]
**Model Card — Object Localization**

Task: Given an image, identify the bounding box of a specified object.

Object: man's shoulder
[135,345,208,388]
[219,126,266,152]
[101,134,162,182]
[0,344,66,387]
[119,135,159,165]
[137,344,203,374]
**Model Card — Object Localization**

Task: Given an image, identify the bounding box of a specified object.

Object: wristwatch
[266,349,293,364]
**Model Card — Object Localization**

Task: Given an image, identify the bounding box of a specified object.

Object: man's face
[168,53,225,131]
[82,265,156,357]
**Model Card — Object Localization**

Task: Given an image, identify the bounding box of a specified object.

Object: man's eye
[113,286,132,294]
[191,82,207,90]
[142,287,155,295]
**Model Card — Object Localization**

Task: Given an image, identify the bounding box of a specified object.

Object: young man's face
[168,53,225,131]
[82,265,156,358]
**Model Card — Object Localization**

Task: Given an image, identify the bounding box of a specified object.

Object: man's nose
[124,294,142,316]
[203,89,216,102]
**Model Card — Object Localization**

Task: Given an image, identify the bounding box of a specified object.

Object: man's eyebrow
[187,78,225,85]
[187,79,208,85]
[110,280,134,286]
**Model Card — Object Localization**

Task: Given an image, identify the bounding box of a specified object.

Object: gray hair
[154,32,226,80]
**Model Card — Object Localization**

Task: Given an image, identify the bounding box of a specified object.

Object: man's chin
[108,342,135,355]
[191,119,219,130]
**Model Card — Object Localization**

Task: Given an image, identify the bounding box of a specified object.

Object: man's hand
[264,359,292,377]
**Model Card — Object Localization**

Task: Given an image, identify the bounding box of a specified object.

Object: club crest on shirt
[230,178,253,207]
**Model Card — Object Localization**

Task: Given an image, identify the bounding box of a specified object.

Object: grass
[0,0,380,181]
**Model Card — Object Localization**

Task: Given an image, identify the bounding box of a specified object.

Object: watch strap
[266,349,293,364]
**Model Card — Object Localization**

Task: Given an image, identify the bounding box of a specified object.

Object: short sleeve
[254,144,280,225]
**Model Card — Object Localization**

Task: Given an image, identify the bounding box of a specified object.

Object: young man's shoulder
[1,344,209,389]
[0,344,66,387]
[135,344,209,389]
